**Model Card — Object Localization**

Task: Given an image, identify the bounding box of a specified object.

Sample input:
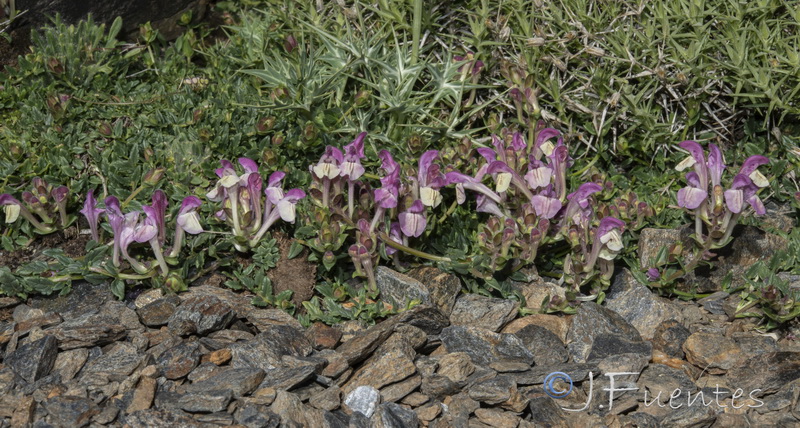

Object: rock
[230,326,312,371]
[306,322,342,349]
[124,408,206,428]
[474,408,521,428]
[42,395,100,428]
[183,367,266,397]
[270,389,309,426]
[208,348,231,365]
[371,402,419,428]
[344,385,381,418]
[516,278,566,312]
[5,335,58,383]
[439,326,534,366]
[177,389,232,413]
[651,319,691,359]
[10,395,36,427]
[235,403,281,428]
[406,266,462,316]
[257,365,317,391]
[343,348,416,395]
[566,301,644,363]
[127,377,157,413]
[14,311,62,336]
[52,348,89,381]
[83,342,144,378]
[726,351,800,395]
[711,413,751,428]
[380,374,421,403]
[310,386,341,411]
[698,291,729,315]
[335,323,394,366]
[502,314,570,343]
[377,266,435,310]
[45,312,127,350]
[29,281,112,318]
[421,374,460,399]
[587,333,652,362]
[157,342,201,379]
[605,269,676,340]
[414,402,441,422]
[683,333,743,373]
[512,324,569,366]
[449,294,518,332]
[245,307,305,333]
[392,305,451,335]
[527,394,568,427]
[436,352,475,383]
[733,332,778,360]
[167,295,234,336]
[468,375,516,405]
[137,296,180,327]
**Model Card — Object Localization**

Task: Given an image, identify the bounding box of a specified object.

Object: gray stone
[124,408,210,428]
[177,390,232,413]
[137,295,181,327]
[310,386,341,411]
[468,375,516,405]
[82,342,143,378]
[436,352,475,383]
[270,389,309,426]
[449,294,518,332]
[513,363,598,385]
[230,326,312,371]
[567,301,644,363]
[342,348,417,395]
[406,266,462,316]
[587,333,652,362]
[52,348,88,382]
[371,402,419,428]
[157,342,201,379]
[605,269,676,340]
[194,412,235,425]
[335,323,395,366]
[29,281,112,318]
[344,385,381,418]
[42,395,100,428]
[726,351,800,396]
[167,295,234,336]
[380,374,421,403]
[652,319,691,359]
[44,311,127,350]
[184,367,266,397]
[511,324,568,366]
[391,305,450,336]
[527,394,567,427]
[5,335,58,383]
[257,365,317,391]
[439,325,534,366]
[377,266,434,309]
[235,403,280,428]
[421,374,460,399]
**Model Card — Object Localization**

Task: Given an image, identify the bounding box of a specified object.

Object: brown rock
[406,266,462,316]
[683,333,743,373]
[127,377,157,413]
[209,348,232,365]
[336,322,394,365]
[10,396,35,427]
[415,402,442,422]
[46,316,126,350]
[380,374,422,403]
[14,312,62,335]
[342,349,417,395]
[306,322,342,349]
[52,348,89,381]
[309,385,341,411]
[474,408,520,428]
[436,352,475,383]
[270,390,309,426]
[167,294,234,336]
[652,319,691,359]
[158,342,201,379]
[401,392,429,407]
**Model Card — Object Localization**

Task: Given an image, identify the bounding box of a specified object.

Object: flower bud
[407,135,424,153]
[302,122,317,141]
[262,149,277,165]
[271,133,285,146]
[47,58,64,74]
[143,168,165,186]
[284,35,298,53]
[646,268,660,281]
[98,121,113,136]
[256,116,276,133]
[354,89,371,107]
[322,251,336,270]
[165,273,187,292]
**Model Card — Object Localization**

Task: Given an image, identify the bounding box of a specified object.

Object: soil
[0,26,28,69]
[267,231,318,309]
[0,227,89,271]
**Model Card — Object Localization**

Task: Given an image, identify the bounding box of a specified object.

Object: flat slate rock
[167,295,235,336]
[567,302,643,363]
[41,395,100,428]
[449,294,518,332]
[45,312,127,350]
[5,335,58,383]
[183,367,266,397]
[439,325,533,366]
[230,326,313,372]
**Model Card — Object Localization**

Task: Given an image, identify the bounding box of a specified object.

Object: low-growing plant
[1,177,73,234]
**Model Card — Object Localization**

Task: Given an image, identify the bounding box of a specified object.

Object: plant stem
[378,231,450,262]
[411,0,422,65]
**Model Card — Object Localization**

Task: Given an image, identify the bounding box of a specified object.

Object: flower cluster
[80,190,203,281]
[1,177,71,234]
[675,140,769,248]
[305,133,449,290]
[449,127,629,302]
[207,158,305,252]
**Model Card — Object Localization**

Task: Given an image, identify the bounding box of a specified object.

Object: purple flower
[707,144,725,187]
[80,190,104,242]
[532,128,563,160]
[675,140,709,191]
[563,182,603,226]
[596,217,626,254]
[385,222,403,256]
[445,171,503,206]
[374,150,401,210]
[417,150,446,207]
[399,200,427,238]
[151,190,168,245]
[530,194,562,219]
[311,146,344,180]
[176,196,203,234]
[105,196,125,267]
[207,159,240,201]
[724,175,765,215]
[646,268,661,281]
[524,159,552,190]
[454,52,484,77]
[340,132,367,181]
